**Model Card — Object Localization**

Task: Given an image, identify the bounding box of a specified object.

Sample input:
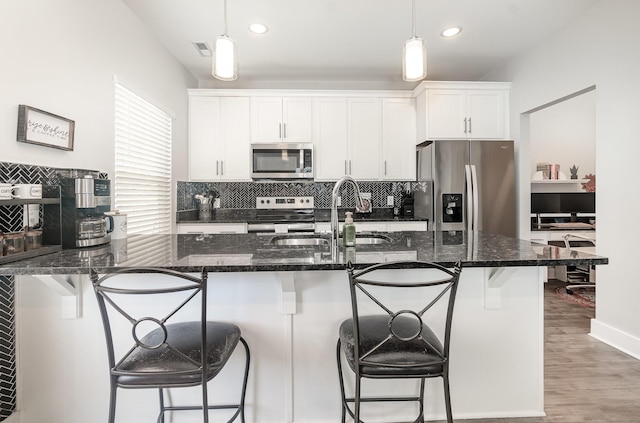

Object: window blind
[114,83,172,234]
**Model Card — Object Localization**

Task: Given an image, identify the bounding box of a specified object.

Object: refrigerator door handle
[464,165,473,231]
[471,164,479,231]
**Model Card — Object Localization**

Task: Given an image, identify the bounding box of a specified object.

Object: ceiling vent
[192,42,212,57]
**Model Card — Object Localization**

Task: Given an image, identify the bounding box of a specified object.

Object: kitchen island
[0,231,608,423]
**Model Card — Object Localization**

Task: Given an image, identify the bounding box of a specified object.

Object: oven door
[251,143,313,179]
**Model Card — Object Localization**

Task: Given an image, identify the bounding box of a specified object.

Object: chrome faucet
[330,175,367,259]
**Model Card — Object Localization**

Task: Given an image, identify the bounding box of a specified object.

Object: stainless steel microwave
[251,143,314,179]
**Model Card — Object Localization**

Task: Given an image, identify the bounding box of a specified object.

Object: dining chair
[336,260,462,423]
[90,267,250,423]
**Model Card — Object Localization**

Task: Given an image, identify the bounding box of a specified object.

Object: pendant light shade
[213,0,237,81]
[402,0,427,82]
[214,34,237,81]
[403,37,426,81]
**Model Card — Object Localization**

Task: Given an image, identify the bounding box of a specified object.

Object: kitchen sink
[269,234,391,247]
[271,236,329,246]
[349,234,391,245]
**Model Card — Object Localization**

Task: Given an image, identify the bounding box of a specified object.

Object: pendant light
[213,0,237,81]
[402,0,427,82]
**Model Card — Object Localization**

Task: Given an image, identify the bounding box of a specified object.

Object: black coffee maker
[44,175,113,249]
[400,191,414,217]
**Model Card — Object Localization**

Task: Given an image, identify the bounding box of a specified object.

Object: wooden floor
[454,279,640,423]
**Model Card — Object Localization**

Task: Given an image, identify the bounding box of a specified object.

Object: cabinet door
[348,98,381,180]
[251,97,283,142]
[282,97,313,142]
[314,97,348,181]
[467,90,505,139]
[382,98,416,180]
[219,97,251,181]
[189,96,221,180]
[177,223,248,234]
[427,90,466,139]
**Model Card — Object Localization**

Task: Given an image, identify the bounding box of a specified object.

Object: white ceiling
[121,0,598,90]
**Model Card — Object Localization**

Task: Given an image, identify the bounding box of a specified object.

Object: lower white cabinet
[315,220,427,233]
[177,223,248,234]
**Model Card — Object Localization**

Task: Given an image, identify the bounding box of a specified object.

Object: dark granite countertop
[0,231,608,275]
[176,207,426,224]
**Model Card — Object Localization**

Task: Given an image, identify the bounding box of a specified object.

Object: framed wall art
[16,105,75,151]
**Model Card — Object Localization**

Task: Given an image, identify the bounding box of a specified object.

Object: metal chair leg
[238,337,251,423]
[443,370,453,423]
[336,340,347,423]
[108,381,117,423]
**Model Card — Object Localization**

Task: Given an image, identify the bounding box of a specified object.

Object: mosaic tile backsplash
[0,161,107,422]
[177,180,415,211]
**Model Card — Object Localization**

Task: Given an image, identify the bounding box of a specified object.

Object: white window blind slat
[115,83,172,235]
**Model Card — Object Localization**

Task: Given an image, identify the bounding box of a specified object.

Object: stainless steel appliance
[251,143,313,179]
[415,140,516,237]
[247,196,315,233]
[44,176,113,248]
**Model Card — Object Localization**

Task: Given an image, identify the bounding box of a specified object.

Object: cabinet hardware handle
[384,160,387,175]
[349,160,352,175]
[279,123,282,138]
[344,160,348,174]
[216,160,219,175]
[468,118,471,134]
[221,161,224,175]
[283,123,287,138]
[463,117,467,134]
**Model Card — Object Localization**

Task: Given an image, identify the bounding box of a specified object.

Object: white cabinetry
[315,220,427,233]
[177,223,248,234]
[251,97,313,143]
[313,97,348,180]
[415,82,510,141]
[315,96,415,181]
[347,98,381,179]
[314,97,382,181]
[189,95,251,181]
[382,98,416,180]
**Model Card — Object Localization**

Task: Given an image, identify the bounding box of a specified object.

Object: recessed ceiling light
[441,27,462,38]
[249,23,268,34]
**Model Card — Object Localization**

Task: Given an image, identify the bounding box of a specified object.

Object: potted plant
[570,165,579,179]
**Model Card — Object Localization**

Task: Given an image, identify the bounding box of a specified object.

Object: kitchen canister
[105,210,127,240]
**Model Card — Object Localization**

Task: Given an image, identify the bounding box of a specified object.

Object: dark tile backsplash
[177,180,414,211]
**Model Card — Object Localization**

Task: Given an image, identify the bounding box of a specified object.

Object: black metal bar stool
[336,261,462,423]
[90,267,250,423]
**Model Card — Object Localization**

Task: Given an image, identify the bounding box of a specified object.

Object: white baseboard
[590,318,640,360]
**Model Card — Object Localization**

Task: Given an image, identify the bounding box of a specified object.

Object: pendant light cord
[223,0,228,36]
[411,0,416,38]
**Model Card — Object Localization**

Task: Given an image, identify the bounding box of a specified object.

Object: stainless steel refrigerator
[414,140,516,237]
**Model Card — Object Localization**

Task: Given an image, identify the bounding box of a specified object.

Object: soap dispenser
[343,211,356,247]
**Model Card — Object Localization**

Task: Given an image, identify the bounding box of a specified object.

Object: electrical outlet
[387,195,395,206]
[336,196,341,207]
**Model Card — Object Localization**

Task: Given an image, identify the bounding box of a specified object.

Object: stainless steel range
[247,196,315,233]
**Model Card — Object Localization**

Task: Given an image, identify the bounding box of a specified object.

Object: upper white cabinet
[189,95,251,181]
[251,97,313,143]
[314,97,382,181]
[382,98,416,180]
[314,96,414,181]
[313,97,349,180]
[348,98,382,180]
[415,82,510,141]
